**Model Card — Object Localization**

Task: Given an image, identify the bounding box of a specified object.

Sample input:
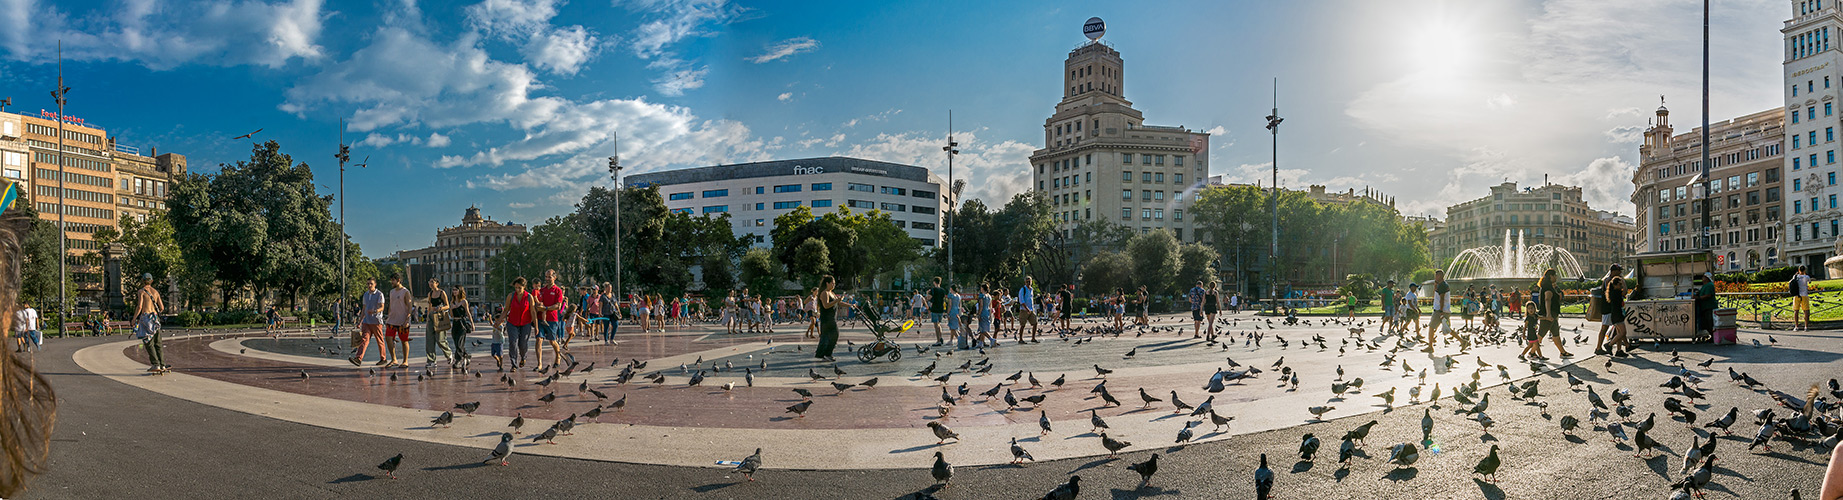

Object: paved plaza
[20,312,1843,499]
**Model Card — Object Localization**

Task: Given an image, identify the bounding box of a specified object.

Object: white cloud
[425,132,452,148]
[822,133,844,148]
[465,0,559,37]
[0,0,326,69]
[1485,93,1516,109]
[522,25,600,75]
[652,65,708,96]
[747,36,818,63]
[1604,125,1645,144]
[1204,126,1226,136]
[777,92,793,101]
[507,202,536,209]
[832,130,1036,205]
[623,0,737,59]
[1554,156,1638,212]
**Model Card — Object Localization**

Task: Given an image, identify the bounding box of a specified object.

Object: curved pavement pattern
[72,314,1587,470]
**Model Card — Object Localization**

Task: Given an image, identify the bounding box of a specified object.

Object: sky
[0,0,1794,257]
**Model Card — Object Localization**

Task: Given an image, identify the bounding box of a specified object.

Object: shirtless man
[134,273,167,372]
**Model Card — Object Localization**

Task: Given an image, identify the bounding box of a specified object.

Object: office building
[1784,0,1843,273]
[1029,31,1210,242]
[1632,105,1788,272]
[629,157,947,246]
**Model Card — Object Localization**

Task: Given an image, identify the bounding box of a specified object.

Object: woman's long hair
[1535,268,1559,291]
[0,210,56,497]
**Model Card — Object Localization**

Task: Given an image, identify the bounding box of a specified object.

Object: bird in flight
[231,128,263,140]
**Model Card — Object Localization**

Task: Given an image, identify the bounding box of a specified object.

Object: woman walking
[1203,282,1221,340]
[447,287,473,369]
[1597,265,1629,357]
[815,276,841,361]
[631,291,651,334]
[503,277,536,370]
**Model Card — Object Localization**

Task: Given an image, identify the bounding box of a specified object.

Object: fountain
[1444,229,1587,290]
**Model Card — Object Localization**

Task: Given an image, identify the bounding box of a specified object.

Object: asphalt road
[17,328,1842,499]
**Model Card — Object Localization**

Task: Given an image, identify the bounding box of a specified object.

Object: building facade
[1028,37,1210,243]
[2,110,187,307]
[629,157,947,246]
[1632,105,1788,272]
[401,207,527,303]
[1784,0,1843,274]
[1429,182,1636,279]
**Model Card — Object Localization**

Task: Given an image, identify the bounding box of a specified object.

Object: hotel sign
[792,165,825,175]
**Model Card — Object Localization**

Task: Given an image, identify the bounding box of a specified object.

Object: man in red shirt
[535,269,569,371]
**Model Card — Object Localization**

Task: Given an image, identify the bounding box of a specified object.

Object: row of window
[677,183,935,200]
[32,152,109,173]
[1789,127,1836,150]
[1119,208,1183,221]
[36,168,112,188]
[1037,153,1194,174]
[1121,189,1186,202]
[1653,145,1783,182]
[35,202,113,220]
[1660,171,1779,203]
[1792,26,1830,60]
[22,123,102,144]
[35,185,113,204]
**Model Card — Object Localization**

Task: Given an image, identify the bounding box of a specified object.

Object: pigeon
[1005,389,1021,409]
[831,381,854,394]
[554,414,577,435]
[1559,415,1580,434]
[610,394,627,411]
[1209,409,1234,432]
[1089,409,1110,433]
[1308,405,1336,421]
[1010,437,1035,464]
[485,433,513,466]
[1749,416,1780,452]
[1099,388,1123,407]
[1100,432,1132,457]
[931,451,953,487]
[530,426,558,444]
[1094,364,1113,378]
[860,377,879,388]
[1343,420,1378,446]
[1374,387,1397,406]
[1607,423,1629,443]
[1387,443,1420,468]
[454,401,481,416]
[1338,438,1356,465]
[1473,444,1501,482]
[377,453,403,479]
[1050,374,1066,388]
[1039,410,1053,435]
[1255,453,1274,499]
[1682,436,1703,474]
[300,370,310,381]
[927,421,961,444]
[583,407,603,421]
[1139,388,1163,409]
[431,411,455,428]
[792,388,813,400]
[1170,392,1194,414]
[1299,433,1321,461]
[1421,408,1434,443]
[1022,393,1048,407]
[1042,475,1081,500]
[735,448,763,481]
[537,392,556,405]
[509,414,526,435]
[786,400,813,418]
[1125,453,1159,487]
[1670,454,1714,493]
[1176,421,1196,444]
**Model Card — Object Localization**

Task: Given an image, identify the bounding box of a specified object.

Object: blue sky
[0,0,1793,256]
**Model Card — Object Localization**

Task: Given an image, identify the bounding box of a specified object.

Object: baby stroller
[853,302,913,363]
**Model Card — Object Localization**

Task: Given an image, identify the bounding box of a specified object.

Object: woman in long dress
[815,276,840,361]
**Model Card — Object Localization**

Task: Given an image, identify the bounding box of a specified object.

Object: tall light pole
[1264,78,1283,310]
[943,111,959,287]
[334,119,349,333]
[1698,0,1712,251]
[50,41,69,336]
[607,131,622,300]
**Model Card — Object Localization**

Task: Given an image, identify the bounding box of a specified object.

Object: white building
[628,157,947,246]
[1784,0,1843,274]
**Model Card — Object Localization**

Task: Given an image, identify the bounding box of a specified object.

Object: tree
[1069,218,1134,264]
[700,253,737,293]
[1080,251,1135,296]
[15,207,68,317]
[166,141,341,311]
[1175,242,1220,290]
[1126,229,1181,294]
[739,248,784,295]
[116,211,184,303]
[790,237,832,289]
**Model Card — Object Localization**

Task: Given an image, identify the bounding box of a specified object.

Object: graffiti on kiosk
[1625,303,1692,338]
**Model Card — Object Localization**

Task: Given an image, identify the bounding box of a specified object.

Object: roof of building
[626,157,936,186]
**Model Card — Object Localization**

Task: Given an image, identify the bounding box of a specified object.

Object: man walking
[1791,266,1813,331]
[1018,277,1039,344]
[1380,280,1396,335]
[1188,280,1206,338]
[1426,270,1451,352]
[14,300,39,353]
[134,274,166,372]
[1058,284,1075,331]
[384,273,414,368]
[350,278,387,366]
[534,269,568,371]
[927,277,948,346]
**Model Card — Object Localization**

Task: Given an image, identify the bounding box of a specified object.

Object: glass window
[701,205,728,213]
[847,199,874,209]
[702,189,728,198]
[1142,155,1152,165]
[879,202,906,212]
[1122,208,1131,219]
[812,183,832,191]
[1142,190,1152,201]
[1154,209,1164,220]
[812,199,832,208]
[1797,178,1805,191]
[1174,156,1184,166]
[1122,153,1133,163]
[1154,191,1165,201]
[1795,110,1802,123]
[1122,189,1132,200]
[1155,173,1164,183]
[1795,136,1801,149]
[1142,208,1151,219]
[1142,172,1152,182]
[1123,171,1133,182]
[1154,155,1165,166]
[1796,157,1804,170]
[755,186,765,194]
[669,192,693,201]
[1174,173,1184,184]
[773,201,800,209]
[755,203,764,210]
[911,189,935,199]
[774,184,801,193]
[847,183,874,192]
[880,186,907,195]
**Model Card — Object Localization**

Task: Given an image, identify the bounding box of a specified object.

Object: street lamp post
[1699,0,1713,251]
[1264,79,1284,311]
[943,112,959,287]
[334,121,349,334]
[50,41,70,336]
[607,131,623,300]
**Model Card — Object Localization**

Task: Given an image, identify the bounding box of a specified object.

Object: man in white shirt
[14,300,39,352]
[910,290,926,321]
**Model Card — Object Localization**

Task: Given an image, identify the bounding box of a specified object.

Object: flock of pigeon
[325,312,1842,499]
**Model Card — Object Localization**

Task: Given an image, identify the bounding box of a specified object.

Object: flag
[0,179,17,213]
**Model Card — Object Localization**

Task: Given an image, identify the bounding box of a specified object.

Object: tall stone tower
[1784,0,1843,274]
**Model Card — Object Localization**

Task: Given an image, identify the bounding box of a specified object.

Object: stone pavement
[23,314,1843,499]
